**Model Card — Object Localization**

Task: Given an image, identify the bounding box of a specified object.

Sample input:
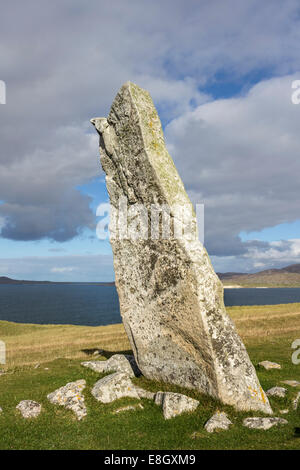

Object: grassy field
[0,303,300,450]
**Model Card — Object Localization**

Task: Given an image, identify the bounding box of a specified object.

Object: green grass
[0,304,300,450]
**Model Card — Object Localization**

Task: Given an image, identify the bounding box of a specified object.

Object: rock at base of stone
[292,392,300,411]
[258,361,281,370]
[266,387,287,398]
[204,411,232,433]
[91,372,140,403]
[16,400,41,419]
[135,386,155,400]
[47,379,87,420]
[113,404,144,414]
[243,417,288,430]
[154,391,199,420]
[81,354,140,378]
[281,380,300,387]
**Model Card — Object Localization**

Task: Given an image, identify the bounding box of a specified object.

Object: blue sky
[1,0,300,281]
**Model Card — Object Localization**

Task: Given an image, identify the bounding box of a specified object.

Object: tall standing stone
[91,81,272,414]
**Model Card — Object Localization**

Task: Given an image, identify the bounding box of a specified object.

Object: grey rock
[16,400,41,418]
[47,379,87,420]
[91,372,140,403]
[135,386,155,400]
[279,409,289,414]
[258,361,281,370]
[90,81,272,414]
[154,391,199,419]
[266,387,287,398]
[243,417,288,430]
[81,354,140,378]
[113,404,144,414]
[204,411,232,433]
[281,380,300,387]
[292,392,300,411]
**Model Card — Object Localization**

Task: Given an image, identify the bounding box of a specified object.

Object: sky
[0,0,300,281]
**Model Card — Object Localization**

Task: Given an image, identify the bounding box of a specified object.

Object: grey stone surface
[47,379,87,420]
[113,404,144,414]
[91,81,272,414]
[16,400,41,418]
[292,391,300,410]
[266,387,287,398]
[135,386,155,400]
[204,411,232,433]
[243,417,288,430]
[91,372,140,403]
[154,391,199,419]
[82,354,140,378]
[258,361,281,370]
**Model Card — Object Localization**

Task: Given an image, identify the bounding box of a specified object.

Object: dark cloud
[0,0,300,272]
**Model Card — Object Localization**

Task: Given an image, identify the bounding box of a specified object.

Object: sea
[1,284,300,327]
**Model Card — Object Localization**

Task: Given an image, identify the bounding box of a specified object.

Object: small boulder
[281,380,300,387]
[292,392,300,411]
[16,400,41,418]
[81,354,140,378]
[154,391,199,420]
[258,361,281,370]
[243,417,288,430]
[91,372,140,403]
[204,411,232,433]
[266,387,287,398]
[47,379,87,420]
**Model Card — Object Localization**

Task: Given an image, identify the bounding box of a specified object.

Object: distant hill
[3,264,300,288]
[0,276,52,285]
[0,277,115,286]
[218,264,300,287]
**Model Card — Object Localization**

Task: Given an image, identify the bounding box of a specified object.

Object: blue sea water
[1,284,300,326]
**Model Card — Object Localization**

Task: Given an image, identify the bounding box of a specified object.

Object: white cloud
[0,254,114,281]
[165,74,300,267]
[51,267,76,273]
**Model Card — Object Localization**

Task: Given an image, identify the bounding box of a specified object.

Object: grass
[0,303,300,450]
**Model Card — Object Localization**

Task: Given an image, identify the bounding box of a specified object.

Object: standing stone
[90,81,272,414]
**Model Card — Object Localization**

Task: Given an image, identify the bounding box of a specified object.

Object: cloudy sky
[1,0,300,281]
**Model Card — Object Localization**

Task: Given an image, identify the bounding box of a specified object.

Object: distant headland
[2,263,300,287]
[0,276,115,286]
